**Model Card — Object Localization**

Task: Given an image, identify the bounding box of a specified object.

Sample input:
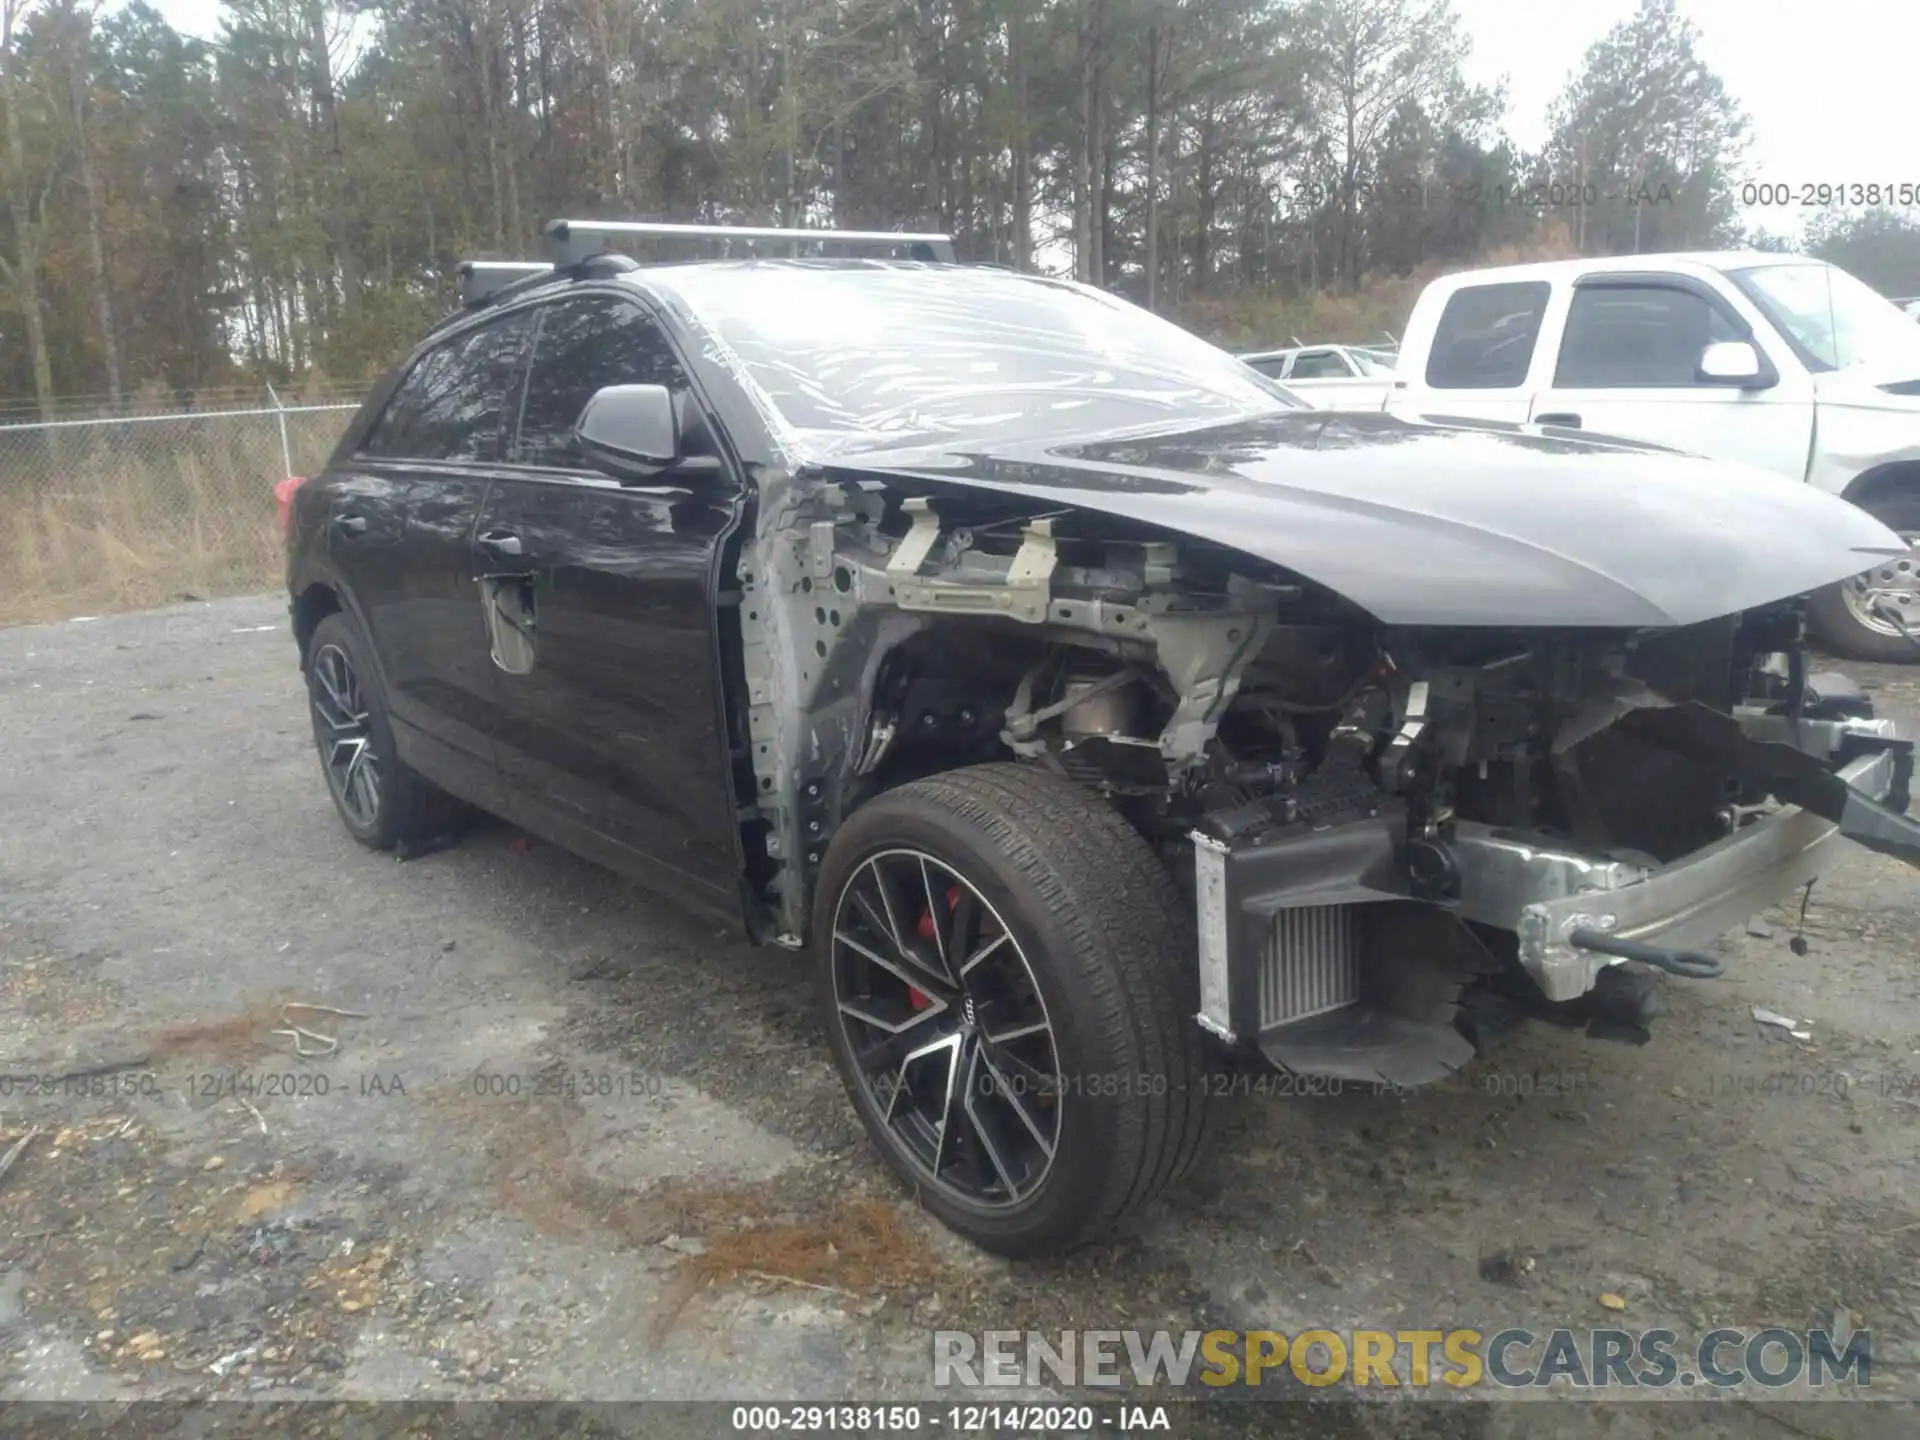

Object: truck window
[1288,350,1352,379]
[1425,282,1550,389]
[1554,285,1740,388]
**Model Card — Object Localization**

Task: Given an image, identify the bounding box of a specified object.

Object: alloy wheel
[830,848,1061,1207]
[1842,530,1920,639]
[310,643,381,828]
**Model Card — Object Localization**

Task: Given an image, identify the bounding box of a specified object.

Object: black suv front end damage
[1190,633,1918,1087]
[734,446,1920,1091]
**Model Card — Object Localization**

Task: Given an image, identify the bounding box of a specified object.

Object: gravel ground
[5,594,1920,1438]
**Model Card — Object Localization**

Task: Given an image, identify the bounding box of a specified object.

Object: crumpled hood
[828,409,1908,629]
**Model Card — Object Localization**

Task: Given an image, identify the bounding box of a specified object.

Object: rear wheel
[813,763,1213,1256]
[305,612,463,850]
[1808,494,1920,662]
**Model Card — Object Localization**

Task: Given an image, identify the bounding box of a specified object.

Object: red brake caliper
[907,886,960,1009]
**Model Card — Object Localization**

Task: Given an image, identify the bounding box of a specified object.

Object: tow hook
[1569,927,1725,980]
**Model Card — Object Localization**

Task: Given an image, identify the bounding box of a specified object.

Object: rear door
[480,289,745,906]
[1524,275,1816,478]
[1403,279,1553,423]
[326,309,533,802]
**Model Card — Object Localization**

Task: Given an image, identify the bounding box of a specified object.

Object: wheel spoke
[959,929,1010,978]
[834,929,957,1003]
[863,858,909,951]
[350,756,381,823]
[927,1031,967,1177]
[315,654,356,723]
[885,1029,962,1126]
[944,881,981,972]
[983,1018,1050,1045]
[984,1040,1058,1107]
[917,855,952,975]
[978,1048,1058,1160]
[847,863,957,997]
[844,987,955,1077]
[837,996,949,1037]
[341,740,369,798]
[962,1045,1029,1201]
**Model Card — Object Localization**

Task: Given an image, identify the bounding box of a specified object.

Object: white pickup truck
[1275,252,1920,659]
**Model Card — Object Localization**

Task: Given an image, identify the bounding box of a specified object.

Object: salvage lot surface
[4,594,1920,1438]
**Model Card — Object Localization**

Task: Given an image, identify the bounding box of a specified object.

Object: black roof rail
[544,218,957,266]
[448,251,643,327]
[442,220,953,334]
[575,252,641,279]
[457,260,553,308]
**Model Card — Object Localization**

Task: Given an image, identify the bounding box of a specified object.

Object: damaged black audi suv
[284,220,1920,1255]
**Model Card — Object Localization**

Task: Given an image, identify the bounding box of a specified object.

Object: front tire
[1807,494,1920,662]
[305,611,463,850]
[813,763,1213,1256]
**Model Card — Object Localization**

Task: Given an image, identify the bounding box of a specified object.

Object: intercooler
[1192,814,1479,1085]
[1258,905,1362,1028]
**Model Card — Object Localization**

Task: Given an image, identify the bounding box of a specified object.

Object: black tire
[1807,493,1920,662]
[813,762,1214,1256]
[305,611,464,850]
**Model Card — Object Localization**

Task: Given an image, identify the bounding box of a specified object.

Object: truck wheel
[813,762,1213,1256]
[305,612,464,850]
[1808,494,1920,662]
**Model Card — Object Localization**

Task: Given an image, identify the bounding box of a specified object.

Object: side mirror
[1698,340,1775,390]
[575,384,679,480]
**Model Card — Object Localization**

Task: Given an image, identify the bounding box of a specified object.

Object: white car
[1290,253,1920,660]
[1239,343,1397,401]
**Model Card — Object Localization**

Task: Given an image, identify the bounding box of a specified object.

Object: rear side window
[361,311,532,461]
[1289,350,1351,379]
[1244,356,1288,379]
[513,292,691,469]
[1554,284,1742,387]
[1425,282,1550,389]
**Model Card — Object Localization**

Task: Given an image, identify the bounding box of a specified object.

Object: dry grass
[0,406,352,626]
[1178,224,1583,352]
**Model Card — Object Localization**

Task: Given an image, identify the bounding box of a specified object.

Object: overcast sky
[144,0,1917,241]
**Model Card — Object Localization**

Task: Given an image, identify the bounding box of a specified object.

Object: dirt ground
[5,594,1920,1439]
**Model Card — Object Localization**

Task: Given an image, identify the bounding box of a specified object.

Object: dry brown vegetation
[1178,225,1581,352]
[0,405,352,626]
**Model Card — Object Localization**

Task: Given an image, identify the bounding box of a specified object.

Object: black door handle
[477,530,524,559]
[332,512,368,536]
[1535,412,1582,429]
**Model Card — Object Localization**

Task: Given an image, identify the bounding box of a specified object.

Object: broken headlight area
[1175,615,1919,1089]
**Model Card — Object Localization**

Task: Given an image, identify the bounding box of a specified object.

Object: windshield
[1727,261,1920,375]
[1349,348,1394,375]
[656,263,1303,456]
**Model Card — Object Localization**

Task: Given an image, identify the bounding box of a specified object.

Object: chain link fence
[0,395,363,625]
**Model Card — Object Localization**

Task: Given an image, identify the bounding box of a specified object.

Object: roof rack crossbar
[544,219,955,266]
[458,260,554,307]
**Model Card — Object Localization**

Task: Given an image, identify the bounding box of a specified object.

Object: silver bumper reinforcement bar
[1453,747,1899,1002]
